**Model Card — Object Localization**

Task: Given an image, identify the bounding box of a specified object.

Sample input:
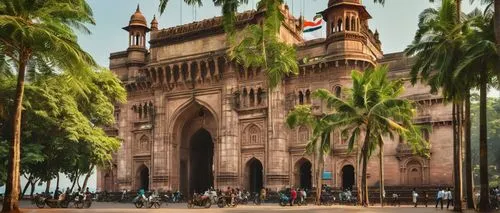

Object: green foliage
[470,97,500,176]
[0,67,126,185]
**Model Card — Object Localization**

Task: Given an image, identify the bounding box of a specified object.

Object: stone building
[97,0,454,194]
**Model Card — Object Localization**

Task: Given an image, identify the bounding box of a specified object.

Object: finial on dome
[136,4,141,12]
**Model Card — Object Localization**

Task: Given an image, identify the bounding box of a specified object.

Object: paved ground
[1,201,481,213]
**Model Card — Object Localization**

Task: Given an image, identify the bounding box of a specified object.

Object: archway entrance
[294,158,312,190]
[245,158,263,193]
[174,103,218,197]
[136,165,149,191]
[342,165,355,190]
[189,129,214,194]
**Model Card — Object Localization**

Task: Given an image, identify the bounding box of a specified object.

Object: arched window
[242,88,248,107]
[337,19,343,32]
[298,91,304,105]
[351,17,356,31]
[331,22,335,33]
[249,89,255,106]
[422,129,430,141]
[247,125,261,145]
[305,90,311,104]
[135,34,140,46]
[345,16,350,31]
[334,86,342,98]
[298,126,309,144]
[257,88,264,105]
[139,135,150,152]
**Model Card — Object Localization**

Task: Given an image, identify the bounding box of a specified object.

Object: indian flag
[303,14,324,40]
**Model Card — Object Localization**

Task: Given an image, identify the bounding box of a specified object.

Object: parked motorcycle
[187,193,211,208]
[319,192,335,206]
[216,194,237,208]
[74,193,92,209]
[278,192,290,207]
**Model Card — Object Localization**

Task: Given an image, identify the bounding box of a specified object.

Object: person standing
[424,191,428,207]
[290,188,297,206]
[446,188,453,209]
[412,188,419,207]
[435,188,444,209]
[260,187,266,203]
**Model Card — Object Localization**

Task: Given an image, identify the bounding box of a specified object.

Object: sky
[0,0,495,195]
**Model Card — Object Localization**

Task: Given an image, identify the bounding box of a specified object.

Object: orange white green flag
[303,14,324,40]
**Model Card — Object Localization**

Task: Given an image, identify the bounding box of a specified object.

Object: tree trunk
[478,74,489,212]
[453,103,463,211]
[495,0,500,61]
[356,142,362,205]
[21,177,31,198]
[82,164,95,190]
[55,173,60,191]
[464,92,474,209]
[379,143,384,207]
[361,128,371,207]
[70,171,79,192]
[2,52,29,213]
[44,179,51,195]
[29,179,38,198]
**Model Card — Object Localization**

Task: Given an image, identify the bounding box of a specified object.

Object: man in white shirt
[435,188,444,209]
[446,188,453,209]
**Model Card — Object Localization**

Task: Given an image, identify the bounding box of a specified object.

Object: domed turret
[129,5,147,28]
[123,4,150,48]
[151,15,159,31]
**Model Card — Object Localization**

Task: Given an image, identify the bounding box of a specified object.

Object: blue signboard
[322,171,332,180]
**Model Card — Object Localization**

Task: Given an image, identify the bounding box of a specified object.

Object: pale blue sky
[79,0,483,67]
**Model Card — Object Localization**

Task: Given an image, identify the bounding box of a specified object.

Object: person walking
[424,191,428,207]
[446,188,453,209]
[260,187,266,203]
[435,188,444,209]
[290,188,297,206]
[412,188,419,207]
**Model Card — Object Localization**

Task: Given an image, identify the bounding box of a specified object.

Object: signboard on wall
[322,171,332,180]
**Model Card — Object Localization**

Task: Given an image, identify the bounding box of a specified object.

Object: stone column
[152,90,168,190]
[116,101,134,190]
[266,84,289,190]
[217,62,240,189]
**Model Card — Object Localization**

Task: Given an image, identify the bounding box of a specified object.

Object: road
[1,201,479,213]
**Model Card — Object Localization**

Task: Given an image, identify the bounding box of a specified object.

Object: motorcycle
[34,193,71,208]
[217,193,237,208]
[319,192,335,206]
[74,193,92,209]
[278,192,290,207]
[252,192,261,205]
[187,193,212,208]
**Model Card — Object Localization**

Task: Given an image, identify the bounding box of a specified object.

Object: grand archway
[189,128,214,193]
[174,102,218,196]
[136,165,149,191]
[341,165,355,190]
[294,158,312,190]
[245,158,263,193]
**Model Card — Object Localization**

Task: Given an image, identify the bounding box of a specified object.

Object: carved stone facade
[97,1,454,194]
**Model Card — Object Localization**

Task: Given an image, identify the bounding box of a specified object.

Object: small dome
[129,5,147,27]
[328,0,361,6]
[151,15,158,31]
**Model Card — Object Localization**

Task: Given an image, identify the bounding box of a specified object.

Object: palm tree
[405,0,468,210]
[286,105,332,204]
[455,8,499,211]
[0,0,95,212]
[288,66,429,207]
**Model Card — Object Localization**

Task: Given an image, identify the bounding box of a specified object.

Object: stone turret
[151,15,158,31]
[123,5,150,79]
[322,0,382,64]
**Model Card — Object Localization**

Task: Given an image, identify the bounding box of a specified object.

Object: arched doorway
[245,158,263,193]
[406,160,423,185]
[173,102,218,197]
[341,165,355,190]
[189,128,214,194]
[136,165,149,191]
[294,158,312,190]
